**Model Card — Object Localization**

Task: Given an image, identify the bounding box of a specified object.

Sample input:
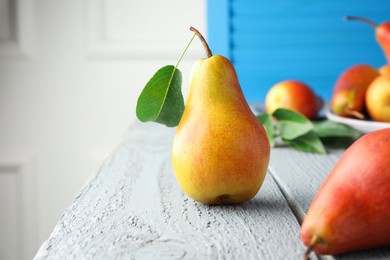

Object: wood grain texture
[269,147,390,259]
[33,122,306,259]
[269,147,344,224]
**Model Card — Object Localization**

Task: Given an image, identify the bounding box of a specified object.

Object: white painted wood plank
[33,122,306,259]
[269,147,390,259]
[269,148,344,223]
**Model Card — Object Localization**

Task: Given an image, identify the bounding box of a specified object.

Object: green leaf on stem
[256,112,275,147]
[272,108,313,140]
[136,32,196,127]
[136,65,184,127]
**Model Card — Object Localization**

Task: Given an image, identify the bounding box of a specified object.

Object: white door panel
[0,0,205,259]
[0,157,36,260]
[0,168,20,260]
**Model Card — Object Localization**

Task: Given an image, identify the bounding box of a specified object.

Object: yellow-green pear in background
[172,27,270,205]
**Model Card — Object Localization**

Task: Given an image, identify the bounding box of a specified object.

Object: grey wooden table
[34,122,390,260]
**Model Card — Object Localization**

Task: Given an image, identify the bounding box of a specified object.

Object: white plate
[326,111,390,133]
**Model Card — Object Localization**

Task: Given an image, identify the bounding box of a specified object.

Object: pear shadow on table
[201,193,294,217]
[242,195,291,212]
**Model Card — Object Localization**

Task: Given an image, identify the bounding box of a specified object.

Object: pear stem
[344,16,378,28]
[345,109,365,120]
[304,234,322,260]
[303,244,315,260]
[190,26,213,58]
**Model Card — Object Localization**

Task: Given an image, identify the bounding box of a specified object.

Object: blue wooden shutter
[207,0,390,103]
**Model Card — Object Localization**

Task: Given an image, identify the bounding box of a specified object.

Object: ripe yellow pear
[379,64,390,75]
[172,28,270,205]
[365,74,390,122]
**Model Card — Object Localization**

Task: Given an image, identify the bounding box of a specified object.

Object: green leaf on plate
[272,108,313,140]
[320,136,357,149]
[256,112,275,147]
[313,120,362,139]
[313,120,362,149]
[136,65,184,127]
[282,130,326,154]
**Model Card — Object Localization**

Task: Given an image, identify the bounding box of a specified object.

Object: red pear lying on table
[301,128,390,258]
[330,64,379,119]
